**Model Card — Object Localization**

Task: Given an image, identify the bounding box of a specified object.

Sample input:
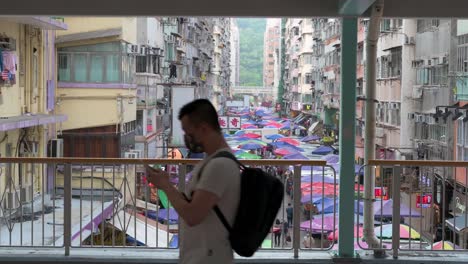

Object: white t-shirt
[179,148,241,264]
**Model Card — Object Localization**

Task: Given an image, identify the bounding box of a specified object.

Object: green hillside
[237,18,266,86]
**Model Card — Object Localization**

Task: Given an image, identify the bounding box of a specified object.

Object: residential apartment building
[0,17,67,208]
[55,17,138,159]
[230,19,240,88]
[263,19,281,103]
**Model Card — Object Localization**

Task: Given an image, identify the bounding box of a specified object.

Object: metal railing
[0,157,335,258]
[356,160,468,258]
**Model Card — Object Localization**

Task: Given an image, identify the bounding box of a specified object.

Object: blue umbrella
[282,153,309,160]
[239,143,263,150]
[223,133,231,138]
[301,135,321,142]
[312,145,335,155]
[271,141,304,151]
[314,197,337,214]
[234,130,246,136]
[301,174,336,184]
[322,154,339,164]
[265,134,284,140]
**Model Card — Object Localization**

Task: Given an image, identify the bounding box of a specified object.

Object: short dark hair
[178,99,221,132]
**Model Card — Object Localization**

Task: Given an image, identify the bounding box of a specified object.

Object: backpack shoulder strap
[197,150,241,233]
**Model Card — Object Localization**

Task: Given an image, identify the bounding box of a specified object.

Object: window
[58,53,70,81]
[456,119,468,161]
[416,65,448,85]
[417,19,440,33]
[58,41,135,83]
[305,73,312,84]
[136,55,147,73]
[380,19,391,32]
[302,54,313,65]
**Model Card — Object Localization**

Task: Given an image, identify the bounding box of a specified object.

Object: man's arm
[161,184,219,227]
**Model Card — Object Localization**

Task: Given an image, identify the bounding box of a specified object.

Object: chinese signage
[218,116,228,129]
[375,187,389,200]
[219,116,241,129]
[416,194,432,208]
[228,117,241,129]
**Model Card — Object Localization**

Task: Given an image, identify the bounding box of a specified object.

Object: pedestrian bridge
[231,86,274,96]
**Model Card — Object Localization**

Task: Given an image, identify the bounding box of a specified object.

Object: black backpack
[198,151,284,257]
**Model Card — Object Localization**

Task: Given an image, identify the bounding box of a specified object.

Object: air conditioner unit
[416,115,424,122]
[20,185,33,203]
[391,103,399,109]
[48,138,63,157]
[427,59,432,66]
[125,151,139,159]
[140,45,148,55]
[441,56,448,64]
[408,113,415,120]
[407,37,415,45]
[426,116,435,125]
[130,44,139,54]
[3,190,20,209]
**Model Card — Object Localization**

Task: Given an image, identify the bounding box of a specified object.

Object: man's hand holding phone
[145,165,171,191]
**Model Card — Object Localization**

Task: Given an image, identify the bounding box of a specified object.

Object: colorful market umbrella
[328,226,364,241]
[270,141,304,151]
[277,137,300,146]
[372,199,422,218]
[243,139,268,146]
[374,224,421,240]
[300,174,336,185]
[301,135,321,142]
[274,148,297,156]
[234,130,246,136]
[236,152,261,159]
[241,124,258,129]
[239,133,262,139]
[282,153,309,160]
[322,154,339,164]
[265,134,285,140]
[428,240,461,250]
[157,189,172,209]
[312,145,335,155]
[239,143,264,150]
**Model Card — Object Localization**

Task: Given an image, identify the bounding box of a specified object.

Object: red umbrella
[328,226,364,241]
[241,124,257,129]
[240,133,262,139]
[277,137,300,146]
[274,148,296,156]
[301,182,337,196]
[265,122,282,128]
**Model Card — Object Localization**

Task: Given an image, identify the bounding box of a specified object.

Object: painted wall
[56,17,137,44]
[55,88,136,130]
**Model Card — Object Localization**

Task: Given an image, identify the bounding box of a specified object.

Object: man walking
[146,99,241,264]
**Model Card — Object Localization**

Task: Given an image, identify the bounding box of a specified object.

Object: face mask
[184,134,204,153]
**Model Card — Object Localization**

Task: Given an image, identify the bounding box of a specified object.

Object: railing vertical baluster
[64,163,72,256]
[293,165,301,258]
[178,164,187,248]
[392,165,401,259]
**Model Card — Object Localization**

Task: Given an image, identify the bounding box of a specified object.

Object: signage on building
[303,104,312,111]
[375,187,389,200]
[416,194,432,208]
[228,117,241,129]
[218,116,228,129]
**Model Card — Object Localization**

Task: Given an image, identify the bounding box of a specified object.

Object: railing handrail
[0,157,327,166]
[368,159,468,167]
